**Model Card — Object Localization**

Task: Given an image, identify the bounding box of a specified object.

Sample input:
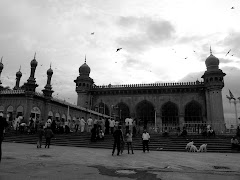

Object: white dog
[189,145,198,152]
[185,141,194,152]
[198,144,207,152]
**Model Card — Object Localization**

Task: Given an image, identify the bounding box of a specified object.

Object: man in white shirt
[80,117,86,133]
[109,118,115,134]
[142,129,150,152]
[87,117,93,132]
[125,118,129,132]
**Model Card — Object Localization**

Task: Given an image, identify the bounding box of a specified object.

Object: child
[37,125,44,148]
[44,126,54,148]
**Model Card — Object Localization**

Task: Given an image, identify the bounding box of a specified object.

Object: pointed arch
[115,102,130,123]
[161,101,179,127]
[94,102,110,115]
[136,100,155,128]
[185,100,203,123]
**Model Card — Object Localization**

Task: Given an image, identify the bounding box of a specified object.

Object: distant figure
[51,119,56,133]
[112,126,124,156]
[208,127,215,137]
[142,129,150,153]
[80,117,86,133]
[125,118,129,132]
[236,126,240,137]
[105,118,110,135]
[180,127,187,137]
[91,124,97,142]
[44,127,54,148]
[75,118,80,133]
[231,136,240,150]
[37,125,44,148]
[126,130,134,154]
[162,127,169,137]
[87,117,93,133]
[0,112,9,163]
[109,118,115,134]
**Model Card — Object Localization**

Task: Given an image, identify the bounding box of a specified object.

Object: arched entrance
[94,102,110,116]
[114,102,130,124]
[48,111,53,119]
[16,106,23,117]
[184,101,203,133]
[136,100,155,129]
[7,105,14,121]
[31,107,41,121]
[161,101,179,132]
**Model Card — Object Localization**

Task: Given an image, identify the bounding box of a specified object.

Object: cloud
[116,16,175,53]
[220,58,235,64]
[224,32,240,54]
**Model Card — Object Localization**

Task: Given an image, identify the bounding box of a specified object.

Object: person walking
[44,126,54,148]
[75,118,80,133]
[109,118,115,134]
[0,112,9,163]
[126,130,134,154]
[112,125,124,156]
[142,129,150,153]
[37,125,44,148]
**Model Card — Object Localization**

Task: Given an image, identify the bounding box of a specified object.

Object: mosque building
[0,50,226,134]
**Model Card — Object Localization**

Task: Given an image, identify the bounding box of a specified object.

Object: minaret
[13,66,22,90]
[24,53,39,92]
[74,55,94,108]
[201,48,226,133]
[0,57,4,87]
[42,64,54,98]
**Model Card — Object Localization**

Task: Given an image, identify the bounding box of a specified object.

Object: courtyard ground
[0,142,240,180]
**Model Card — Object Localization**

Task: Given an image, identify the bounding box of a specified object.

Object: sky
[0,0,240,127]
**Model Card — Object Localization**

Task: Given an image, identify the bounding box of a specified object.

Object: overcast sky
[0,0,240,127]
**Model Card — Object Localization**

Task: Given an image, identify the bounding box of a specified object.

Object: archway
[16,106,23,117]
[94,102,110,116]
[48,111,53,120]
[7,105,14,121]
[161,101,179,131]
[31,107,41,121]
[115,102,130,124]
[185,101,203,123]
[184,101,203,133]
[55,112,60,122]
[136,100,155,129]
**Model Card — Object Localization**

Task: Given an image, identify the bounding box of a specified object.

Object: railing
[92,81,204,89]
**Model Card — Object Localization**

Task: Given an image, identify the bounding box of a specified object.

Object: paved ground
[0,142,240,180]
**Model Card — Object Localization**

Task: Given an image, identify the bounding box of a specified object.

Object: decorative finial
[50,63,52,69]
[19,65,21,71]
[1,56,3,63]
[34,52,36,59]
[85,54,86,63]
[210,46,212,55]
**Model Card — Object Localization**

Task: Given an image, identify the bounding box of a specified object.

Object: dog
[189,145,198,152]
[198,144,207,152]
[185,141,194,152]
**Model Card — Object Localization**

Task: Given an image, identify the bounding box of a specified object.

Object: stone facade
[75,52,226,134]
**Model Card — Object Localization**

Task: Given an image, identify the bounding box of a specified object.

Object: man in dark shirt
[0,113,9,162]
[112,125,123,156]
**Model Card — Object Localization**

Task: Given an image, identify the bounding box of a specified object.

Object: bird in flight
[231,7,234,9]
[91,32,94,35]
[184,57,188,59]
[116,48,122,52]
[225,49,231,56]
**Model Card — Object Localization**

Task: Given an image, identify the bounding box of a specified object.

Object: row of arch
[94,100,203,126]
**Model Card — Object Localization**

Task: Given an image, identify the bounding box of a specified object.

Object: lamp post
[226,91,240,129]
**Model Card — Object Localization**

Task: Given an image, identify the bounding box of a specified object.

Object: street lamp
[226,90,240,129]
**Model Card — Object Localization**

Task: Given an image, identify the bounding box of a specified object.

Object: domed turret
[47,67,53,76]
[30,53,38,67]
[205,48,219,71]
[16,70,22,77]
[79,55,90,75]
